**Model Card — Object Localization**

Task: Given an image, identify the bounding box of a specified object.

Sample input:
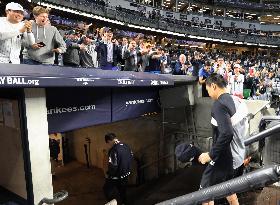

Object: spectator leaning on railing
[63,30,83,67]
[0,2,34,64]
[123,39,142,72]
[22,6,66,65]
[173,54,193,75]
[95,27,121,70]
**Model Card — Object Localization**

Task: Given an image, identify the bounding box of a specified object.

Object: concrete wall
[67,115,161,181]
[0,99,27,199]
[24,88,53,204]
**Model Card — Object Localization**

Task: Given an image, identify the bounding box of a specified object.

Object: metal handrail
[38,190,68,205]
[156,165,280,205]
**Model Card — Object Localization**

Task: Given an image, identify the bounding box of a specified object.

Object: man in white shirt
[229,64,245,98]
[213,56,226,77]
[0,2,33,64]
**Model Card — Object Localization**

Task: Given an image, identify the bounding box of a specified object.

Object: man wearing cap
[103,133,133,205]
[79,35,99,68]
[0,2,34,64]
[199,61,213,97]
[63,30,82,67]
[95,27,121,70]
[229,64,244,98]
[23,6,66,65]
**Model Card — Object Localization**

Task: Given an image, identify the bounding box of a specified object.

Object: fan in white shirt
[0,2,34,64]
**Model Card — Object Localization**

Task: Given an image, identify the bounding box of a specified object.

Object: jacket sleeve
[123,50,134,60]
[209,102,234,163]
[0,20,22,40]
[173,62,182,75]
[53,27,66,53]
[21,32,35,48]
[107,149,119,177]
[67,42,80,49]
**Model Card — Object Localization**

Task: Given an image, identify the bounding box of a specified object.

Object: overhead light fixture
[40,2,125,25]
[267,45,278,48]
[188,35,198,39]
[274,17,279,20]
[235,42,243,45]
[245,43,258,46]
[267,14,272,16]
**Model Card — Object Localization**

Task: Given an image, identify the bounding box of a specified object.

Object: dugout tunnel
[0,64,279,205]
[0,64,197,205]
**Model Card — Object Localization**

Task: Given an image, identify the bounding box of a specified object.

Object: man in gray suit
[123,39,142,71]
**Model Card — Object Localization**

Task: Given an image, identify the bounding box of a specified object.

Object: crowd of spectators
[1,2,280,102]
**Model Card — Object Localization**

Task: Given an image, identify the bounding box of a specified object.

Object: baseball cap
[6,2,24,12]
[175,143,202,163]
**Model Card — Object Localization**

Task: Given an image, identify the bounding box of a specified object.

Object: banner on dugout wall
[46,88,111,133]
[112,88,160,122]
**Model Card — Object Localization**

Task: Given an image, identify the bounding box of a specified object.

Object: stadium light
[40,2,125,25]
[245,43,258,46]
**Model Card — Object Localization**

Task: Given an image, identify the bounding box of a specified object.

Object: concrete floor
[53,161,280,205]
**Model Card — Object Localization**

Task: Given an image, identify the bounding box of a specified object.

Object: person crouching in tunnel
[103,133,133,205]
[198,73,243,205]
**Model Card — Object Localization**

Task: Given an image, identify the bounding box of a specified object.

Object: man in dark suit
[95,27,121,70]
[119,37,128,71]
[123,39,142,72]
